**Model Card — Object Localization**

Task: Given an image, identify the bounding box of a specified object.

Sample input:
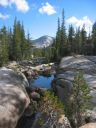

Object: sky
[0,0,96,39]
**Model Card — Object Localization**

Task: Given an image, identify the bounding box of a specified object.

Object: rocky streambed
[0,61,71,128]
[1,56,96,128]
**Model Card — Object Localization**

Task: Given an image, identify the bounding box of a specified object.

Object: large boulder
[52,55,96,121]
[79,123,96,128]
[0,67,30,128]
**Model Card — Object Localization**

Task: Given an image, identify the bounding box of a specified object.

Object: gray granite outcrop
[0,67,30,128]
[52,55,96,122]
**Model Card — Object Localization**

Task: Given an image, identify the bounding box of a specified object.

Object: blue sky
[0,0,96,39]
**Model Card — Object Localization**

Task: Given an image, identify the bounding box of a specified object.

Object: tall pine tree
[0,26,9,66]
[68,24,75,54]
[92,22,96,55]
[80,25,87,55]
[60,9,67,56]
[55,17,61,59]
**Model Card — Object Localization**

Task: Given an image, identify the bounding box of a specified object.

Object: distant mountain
[32,35,54,48]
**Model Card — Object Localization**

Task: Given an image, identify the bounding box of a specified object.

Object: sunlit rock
[53,55,96,122]
[0,67,30,128]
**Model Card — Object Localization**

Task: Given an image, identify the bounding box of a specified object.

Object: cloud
[0,0,29,13]
[39,2,56,15]
[14,0,29,13]
[66,16,93,33]
[0,13,10,20]
[0,0,9,6]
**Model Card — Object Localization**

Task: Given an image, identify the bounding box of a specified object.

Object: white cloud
[14,0,29,13]
[66,16,93,33]
[39,2,56,15]
[0,13,10,20]
[0,0,29,13]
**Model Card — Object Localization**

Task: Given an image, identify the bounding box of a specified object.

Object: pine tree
[8,28,13,60]
[60,9,67,56]
[92,22,96,55]
[55,17,61,59]
[74,27,81,54]
[71,72,91,128]
[13,18,27,60]
[80,25,87,54]
[0,26,9,66]
[13,18,22,60]
[20,23,26,59]
[86,33,93,55]
[25,32,32,59]
[0,17,33,63]
[68,24,75,54]
[50,39,58,61]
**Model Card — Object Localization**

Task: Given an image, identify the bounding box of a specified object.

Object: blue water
[31,75,54,89]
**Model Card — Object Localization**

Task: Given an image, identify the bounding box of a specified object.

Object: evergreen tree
[8,28,13,60]
[68,24,75,54]
[70,72,91,128]
[86,33,93,55]
[92,22,96,55]
[0,18,32,64]
[13,18,22,60]
[12,18,31,60]
[20,23,26,59]
[50,39,58,61]
[80,25,87,54]
[60,9,67,56]
[74,27,81,54]
[25,32,32,59]
[0,26,9,66]
[55,18,61,59]
[0,28,3,66]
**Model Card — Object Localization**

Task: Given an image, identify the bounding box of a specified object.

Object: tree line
[0,18,32,66]
[1,9,96,65]
[52,9,96,61]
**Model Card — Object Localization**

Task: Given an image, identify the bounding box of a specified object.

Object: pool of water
[31,75,54,89]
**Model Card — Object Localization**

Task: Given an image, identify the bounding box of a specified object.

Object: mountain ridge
[32,35,54,48]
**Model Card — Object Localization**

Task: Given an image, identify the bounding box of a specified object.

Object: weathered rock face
[79,123,96,128]
[0,67,30,128]
[52,55,96,122]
